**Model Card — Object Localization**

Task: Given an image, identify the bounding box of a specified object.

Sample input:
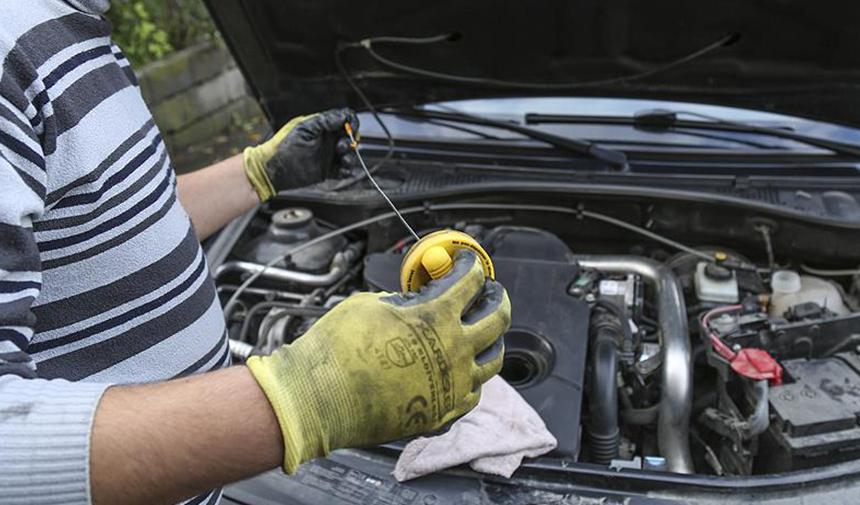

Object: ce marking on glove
[405,395,429,427]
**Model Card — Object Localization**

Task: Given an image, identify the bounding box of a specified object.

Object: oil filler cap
[400,230,494,292]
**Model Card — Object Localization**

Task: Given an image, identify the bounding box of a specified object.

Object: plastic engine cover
[363,227,590,459]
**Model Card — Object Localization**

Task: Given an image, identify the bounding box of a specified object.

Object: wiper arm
[526,110,860,159]
[389,107,629,170]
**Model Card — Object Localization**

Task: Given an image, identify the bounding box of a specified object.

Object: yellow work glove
[246,250,511,474]
[243,108,358,201]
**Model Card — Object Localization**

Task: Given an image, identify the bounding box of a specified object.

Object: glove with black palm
[243,108,359,201]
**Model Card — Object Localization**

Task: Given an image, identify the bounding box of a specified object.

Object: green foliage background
[106,0,218,68]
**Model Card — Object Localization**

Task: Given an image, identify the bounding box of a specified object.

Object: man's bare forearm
[176,154,260,240]
[91,366,283,505]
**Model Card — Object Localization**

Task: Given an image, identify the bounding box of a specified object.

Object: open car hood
[204,0,860,128]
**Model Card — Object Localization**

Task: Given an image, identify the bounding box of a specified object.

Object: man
[0,1,511,504]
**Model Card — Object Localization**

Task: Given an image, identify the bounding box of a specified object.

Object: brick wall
[136,41,263,160]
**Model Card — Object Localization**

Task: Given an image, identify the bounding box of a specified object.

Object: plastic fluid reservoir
[770,270,849,317]
[694,262,739,303]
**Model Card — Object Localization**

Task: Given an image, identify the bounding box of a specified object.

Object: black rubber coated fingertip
[346,108,360,132]
[440,250,475,282]
[335,137,352,155]
[475,335,504,366]
[452,248,477,265]
[341,152,358,168]
[461,279,504,325]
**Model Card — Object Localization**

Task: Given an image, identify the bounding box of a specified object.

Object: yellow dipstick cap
[400,229,494,292]
[421,246,453,280]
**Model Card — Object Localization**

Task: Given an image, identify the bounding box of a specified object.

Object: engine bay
[213,198,860,477]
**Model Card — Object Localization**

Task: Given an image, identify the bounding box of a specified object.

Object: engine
[215,206,860,476]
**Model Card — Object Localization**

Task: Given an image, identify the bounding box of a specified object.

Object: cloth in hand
[393,375,557,481]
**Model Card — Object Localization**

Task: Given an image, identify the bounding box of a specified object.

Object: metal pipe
[229,339,255,360]
[217,285,306,301]
[574,255,694,474]
[215,252,348,287]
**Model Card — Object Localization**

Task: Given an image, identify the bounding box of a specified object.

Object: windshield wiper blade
[526,110,860,159]
[389,107,629,170]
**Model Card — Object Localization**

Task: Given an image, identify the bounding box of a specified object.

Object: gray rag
[393,376,557,482]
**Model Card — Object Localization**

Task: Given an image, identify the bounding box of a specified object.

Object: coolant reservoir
[769,270,849,317]
[694,262,739,303]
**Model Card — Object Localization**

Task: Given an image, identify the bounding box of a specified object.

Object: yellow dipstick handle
[345,123,358,149]
[400,229,494,292]
[421,246,454,280]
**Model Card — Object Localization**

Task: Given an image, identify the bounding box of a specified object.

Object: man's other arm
[175,109,359,241]
[175,154,259,241]
[91,366,283,505]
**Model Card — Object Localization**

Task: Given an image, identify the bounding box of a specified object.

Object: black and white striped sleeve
[0,92,45,376]
[0,96,111,505]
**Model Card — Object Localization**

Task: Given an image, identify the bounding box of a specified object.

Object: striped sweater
[1,1,229,504]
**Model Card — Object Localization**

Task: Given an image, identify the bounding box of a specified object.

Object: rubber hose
[588,325,621,465]
[620,404,659,426]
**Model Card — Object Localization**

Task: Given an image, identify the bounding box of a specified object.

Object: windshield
[357,97,860,155]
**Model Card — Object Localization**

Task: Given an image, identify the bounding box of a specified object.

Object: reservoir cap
[400,229,494,292]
